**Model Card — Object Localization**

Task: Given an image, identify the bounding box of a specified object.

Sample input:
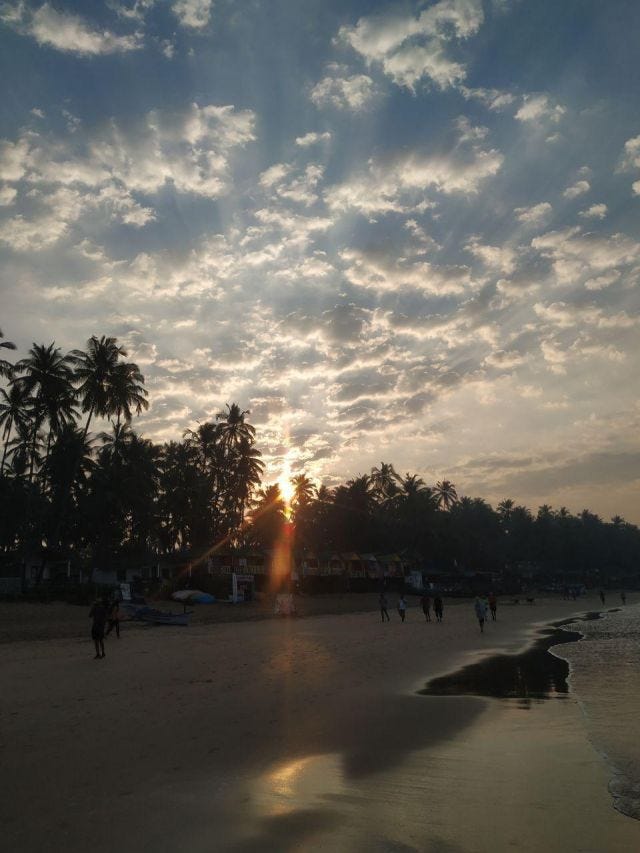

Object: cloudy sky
[1,0,639,521]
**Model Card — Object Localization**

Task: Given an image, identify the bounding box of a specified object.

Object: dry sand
[1,594,638,852]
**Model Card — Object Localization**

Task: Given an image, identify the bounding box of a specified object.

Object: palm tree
[13,343,76,483]
[216,403,255,449]
[249,484,285,548]
[107,361,149,427]
[69,335,127,438]
[370,461,400,504]
[0,328,17,378]
[0,384,30,473]
[229,437,264,533]
[183,421,220,475]
[291,474,315,508]
[497,498,514,522]
[434,479,458,510]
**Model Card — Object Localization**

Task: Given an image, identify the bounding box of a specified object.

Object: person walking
[434,595,444,622]
[621,591,627,605]
[379,591,390,622]
[599,590,606,605]
[89,598,108,659]
[474,596,487,634]
[421,593,431,622]
[105,597,121,639]
[398,595,407,622]
[488,592,497,621]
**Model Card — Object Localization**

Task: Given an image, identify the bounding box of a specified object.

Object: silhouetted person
[599,590,605,605]
[474,597,487,633]
[421,593,431,622]
[105,598,120,638]
[434,596,444,622]
[621,591,627,605]
[379,592,390,622]
[89,598,107,659]
[488,592,497,621]
[398,595,407,622]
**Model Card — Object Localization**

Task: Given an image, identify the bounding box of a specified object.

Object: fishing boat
[135,607,192,626]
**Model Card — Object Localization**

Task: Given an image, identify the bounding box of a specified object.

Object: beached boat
[136,607,192,626]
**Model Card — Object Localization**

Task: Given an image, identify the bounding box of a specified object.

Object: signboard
[232,573,254,603]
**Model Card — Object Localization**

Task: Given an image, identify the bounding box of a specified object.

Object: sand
[1,594,638,852]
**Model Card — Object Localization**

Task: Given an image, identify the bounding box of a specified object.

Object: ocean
[552,600,640,820]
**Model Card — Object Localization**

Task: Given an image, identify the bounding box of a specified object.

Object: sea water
[552,601,640,820]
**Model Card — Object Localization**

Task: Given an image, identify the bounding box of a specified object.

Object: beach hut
[342,553,365,579]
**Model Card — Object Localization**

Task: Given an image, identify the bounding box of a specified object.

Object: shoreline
[2,595,638,851]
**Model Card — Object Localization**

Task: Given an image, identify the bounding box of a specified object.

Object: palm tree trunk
[28,423,38,484]
[1,417,12,474]
[82,405,95,441]
[41,428,53,494]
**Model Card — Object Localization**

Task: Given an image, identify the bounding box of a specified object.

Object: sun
[280,455,294,518]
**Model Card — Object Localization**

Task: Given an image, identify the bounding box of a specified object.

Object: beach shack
[360,553,383,581]
[342,552,366,579]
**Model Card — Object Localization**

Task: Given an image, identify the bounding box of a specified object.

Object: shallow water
[552,601,640,820]
[420,625,582,705]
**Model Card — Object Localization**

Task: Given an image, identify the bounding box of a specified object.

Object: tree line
[1,329,639,583]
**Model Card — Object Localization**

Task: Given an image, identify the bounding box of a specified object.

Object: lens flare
[280,454,294,519]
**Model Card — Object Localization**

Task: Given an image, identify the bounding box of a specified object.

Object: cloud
[563,180,590,199]
[460,86,516,110]
[172,0,212,29]
[620,135,640,170]
[531,227,640,284]
[0,102,255,251]
[338,0,484,91]
[0,185,17,206]
[295,132,332,147]
[515,202,552,225]
[310,67,377,111]
[579,203,607,220]
[259,162,324,206]
[0,136,31,181]
[466,238,516,274]
[620,136,640,195]
[109,1,157,22]
[515,94,565,123]
[5,3,141,55]
[533,301,638,330]
[341,247,475,295]
[326,139,503,216]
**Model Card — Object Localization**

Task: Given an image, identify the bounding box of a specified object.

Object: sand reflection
[258,754,344,815]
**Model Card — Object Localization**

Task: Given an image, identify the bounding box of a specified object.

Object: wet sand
[1,595,638,851]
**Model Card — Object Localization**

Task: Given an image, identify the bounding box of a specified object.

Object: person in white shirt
[398,596,407,622]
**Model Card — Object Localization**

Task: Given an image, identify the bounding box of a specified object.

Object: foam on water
[552,601,640,820]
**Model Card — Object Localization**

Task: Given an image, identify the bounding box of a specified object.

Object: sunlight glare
[280,455,294,519]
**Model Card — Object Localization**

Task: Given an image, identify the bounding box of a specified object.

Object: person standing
[474,597,487,633]
[89,598,108,659]
[379,591,390,622]
[421,593,431,622]
[434,595,444,622]
[398,595,407,622]
[621,591,627,605]
[105,597,121,639]
[488,592,497,621]
[599,590,606,605]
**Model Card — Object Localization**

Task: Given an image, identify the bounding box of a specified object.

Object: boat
[135,607,192,626]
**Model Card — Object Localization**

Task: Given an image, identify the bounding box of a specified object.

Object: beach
[1,594,638,852]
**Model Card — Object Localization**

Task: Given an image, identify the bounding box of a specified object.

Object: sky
[0,0,639,523]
